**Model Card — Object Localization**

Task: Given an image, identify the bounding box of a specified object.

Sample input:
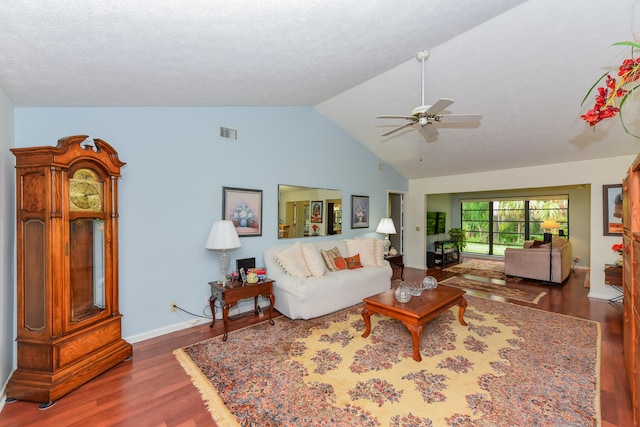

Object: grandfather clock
[7,135,132,407]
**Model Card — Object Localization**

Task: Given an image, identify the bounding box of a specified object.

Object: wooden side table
[604,264,623,303]
[385,253,404,280]
[208,278,275,341]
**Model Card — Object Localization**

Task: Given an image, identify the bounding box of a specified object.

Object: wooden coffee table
[361,285,467,362]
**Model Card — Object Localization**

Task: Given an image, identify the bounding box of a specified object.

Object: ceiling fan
[377,50,482,142]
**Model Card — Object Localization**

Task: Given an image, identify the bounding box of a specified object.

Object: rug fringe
[173,348,240,427]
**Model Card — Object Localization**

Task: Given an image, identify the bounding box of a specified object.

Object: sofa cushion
[552,237,569,247]
[355,237,384,266]
[321,247,345,272]
[334,257,347,270]
[345,254,363,269]
[345,238,379,267]
[275,241,311,279]
[530,240,545,248]
[302,243,326,277]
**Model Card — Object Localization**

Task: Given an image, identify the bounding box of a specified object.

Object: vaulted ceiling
[1,0,639,178]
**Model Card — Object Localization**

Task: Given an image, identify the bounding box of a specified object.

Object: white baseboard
[125,300,266,344]
[0,374,10,414]
[588,290,620,301]
[125,317,211,344]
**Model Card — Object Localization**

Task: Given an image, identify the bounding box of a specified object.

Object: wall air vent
[219,126,238,141]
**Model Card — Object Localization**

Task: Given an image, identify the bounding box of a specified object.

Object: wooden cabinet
[7,136,131,407]
[623,156,640,424]
[605,263,623,287]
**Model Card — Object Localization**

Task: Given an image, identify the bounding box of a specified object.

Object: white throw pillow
[345,238,377,267]
[302,243,326,277]
[356,236,385,267]
[275,241,311,279]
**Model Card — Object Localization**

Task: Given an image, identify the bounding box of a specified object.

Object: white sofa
[263,238,392,319]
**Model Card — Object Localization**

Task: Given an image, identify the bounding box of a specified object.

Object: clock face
[69,168,102,211]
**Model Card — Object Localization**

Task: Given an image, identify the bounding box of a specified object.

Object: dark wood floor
[0,266,632,426]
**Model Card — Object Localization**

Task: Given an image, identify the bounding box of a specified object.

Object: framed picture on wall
[223,187,263,237]
[351,195,369,229]
[603,184,623,236]
[310,200,323,223]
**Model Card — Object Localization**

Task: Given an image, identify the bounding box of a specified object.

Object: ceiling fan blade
[436,114,483,123]
[381,122,415,137]
[416,122,439,142]
[426,98,454,115]
[377,114,417,121]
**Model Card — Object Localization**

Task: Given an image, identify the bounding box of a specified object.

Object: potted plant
[448,227,467,252]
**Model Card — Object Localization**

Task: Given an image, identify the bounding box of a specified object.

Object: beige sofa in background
[504,237,572,284]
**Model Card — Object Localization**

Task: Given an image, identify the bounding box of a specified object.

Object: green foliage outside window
[460,197,568,256]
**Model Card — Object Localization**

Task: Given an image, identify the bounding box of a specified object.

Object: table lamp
[376,218,397,254]
[205,219,241,285]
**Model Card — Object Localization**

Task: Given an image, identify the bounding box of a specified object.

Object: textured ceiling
[1,0,639,179]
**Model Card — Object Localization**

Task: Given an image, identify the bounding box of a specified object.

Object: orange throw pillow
[345,254,363,269]
[334,256,348,270]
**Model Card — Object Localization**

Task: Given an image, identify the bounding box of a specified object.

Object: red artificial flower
[580,80,625,126]
[580,104,620,126]
[618,57,640,82]
[612,243,624,253]
[580,109,601,125]
[581,42,640,134]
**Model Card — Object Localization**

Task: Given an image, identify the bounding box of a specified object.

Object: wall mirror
[278,185,342,239]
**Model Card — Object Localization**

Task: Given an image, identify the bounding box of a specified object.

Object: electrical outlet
[170,302,177,313]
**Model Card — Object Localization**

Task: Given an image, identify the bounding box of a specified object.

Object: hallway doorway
[388,191,405,255]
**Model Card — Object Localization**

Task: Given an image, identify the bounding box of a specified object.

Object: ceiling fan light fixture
[376,49,482,142]
[416,50,430,63]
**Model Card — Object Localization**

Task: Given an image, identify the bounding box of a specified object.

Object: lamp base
[383,236,391,254]
[219,250,230,286]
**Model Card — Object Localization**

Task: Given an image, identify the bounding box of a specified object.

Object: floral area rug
[439,276,547,304]
[174,296,600,427]
[443,258,521,282]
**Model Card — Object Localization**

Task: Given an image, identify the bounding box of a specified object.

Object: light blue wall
[0,89,15,400]
[13,107,408,340]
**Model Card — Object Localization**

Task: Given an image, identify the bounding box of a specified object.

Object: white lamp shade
[205,220,241,250]
[376,218,397,235]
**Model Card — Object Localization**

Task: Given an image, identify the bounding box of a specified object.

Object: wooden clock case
[7,135,132,407]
